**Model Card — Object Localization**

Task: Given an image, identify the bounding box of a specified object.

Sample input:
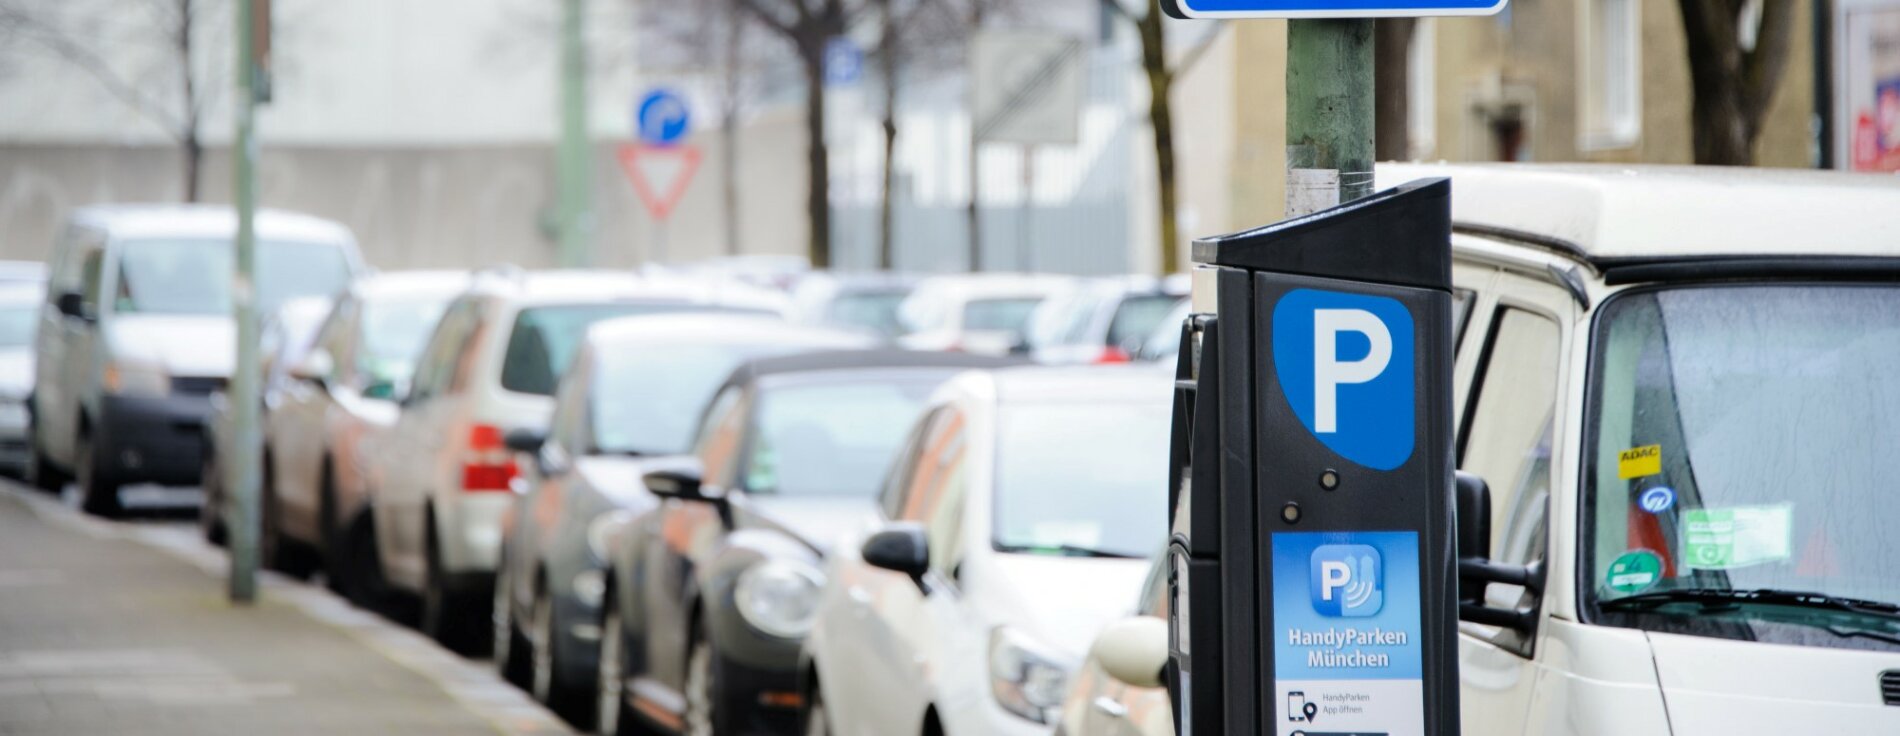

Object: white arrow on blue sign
[1162,0,1507,19]
[635,89,691,146]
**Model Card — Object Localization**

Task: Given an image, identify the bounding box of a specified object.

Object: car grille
[1883,670,1900,706]
[171,376,228,396]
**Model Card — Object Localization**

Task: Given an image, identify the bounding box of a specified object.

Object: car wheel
[596,593,640,736]
[804,680,831,736]
[26,413,68,494]
[345,515,413,623]
[683,629,719,736]
[198,450,226,546]
[75,431,121,518]
[262,484,317,579]
[420,526,488,655]
[319,463,345,593]
[493,558,530,687]
[531,585,593,728]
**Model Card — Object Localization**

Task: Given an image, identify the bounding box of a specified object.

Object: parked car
[368,270,784,654]
[0,283,44,476]
[596,350,1015,736]
[0,261,48,286]
[800,365,1171,736]
[247,271,473,593]
[1053,553,1170,736]
[787,272,918,340]
[30,205,362,516]
[896,273,1071,356]
[1130,299,1190,364]
[1021,275,1188,365]
[493,314,868,724]
[201,295,336,544]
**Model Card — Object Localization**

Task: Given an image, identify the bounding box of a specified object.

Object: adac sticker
[1637,486,1676,514]
[1271,289,1416,471]
[1605,549,1663,594]
[1617,444,1662,479]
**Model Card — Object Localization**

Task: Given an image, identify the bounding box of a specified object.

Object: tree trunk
[720,2,743,256]
[1373,19,1416,162]
[1677,0,1796,166]
[1138,0,1178,274]
[877,0,898,271]
[800,40,833,269]
[178,0,200,202]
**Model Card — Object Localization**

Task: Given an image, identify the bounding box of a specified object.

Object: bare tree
[865,0,972,270]
[1101,0,1220,275]
[1677,0,1795,165]
[1374,19,1416,162]
[0,0,225,201]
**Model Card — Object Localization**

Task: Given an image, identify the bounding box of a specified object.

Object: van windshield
[115,239,352,315]
[1586,285,1900,650]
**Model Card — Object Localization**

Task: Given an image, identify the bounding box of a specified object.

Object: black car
[494,314,868,726]
[596,350,1015,736]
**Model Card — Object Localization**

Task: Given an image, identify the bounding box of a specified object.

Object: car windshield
[1587,286,1900,646]
[742,377,940,497]
[359,297,451,383]
[963,297,1042,332]
[824,290,909,337]
[0,303,35,347]
[590,341,819,456]
[993,400,1171,558]
[1107,294,1184,348]
[498,303,703,396]
[115,239,352,315]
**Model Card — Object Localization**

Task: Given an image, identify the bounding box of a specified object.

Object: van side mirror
[861,522,929,586]
[1092,616,1169,688]
[55,292,89,321]
[1454,470,1544,634]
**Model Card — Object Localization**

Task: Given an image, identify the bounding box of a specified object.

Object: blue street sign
[1163,0,1507,19]
[824,38,863,87]
[635,89,690,146]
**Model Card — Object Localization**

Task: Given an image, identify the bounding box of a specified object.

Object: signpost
[620,88,701,263]
[1161,1,1506,734]
[228,0,269,605]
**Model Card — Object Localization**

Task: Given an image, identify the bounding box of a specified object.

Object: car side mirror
[1092,616,1169,689]
[289,349,334,386]
[861,522,929,586]
[55,292,89,321]
[1454,470,1544,634]
[645,466,717,502]
[503,428,546,454]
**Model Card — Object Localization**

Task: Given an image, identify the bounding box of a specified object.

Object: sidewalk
[0,484,573,736]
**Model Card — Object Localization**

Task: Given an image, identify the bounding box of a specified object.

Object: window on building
[1579,0,1641,150]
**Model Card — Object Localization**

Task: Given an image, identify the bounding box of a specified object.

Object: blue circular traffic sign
[635,89,690,146]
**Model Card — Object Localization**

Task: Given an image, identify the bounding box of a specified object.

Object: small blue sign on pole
[1162,0,1507,19]
[635,89,691,146]
[824,38,863,87]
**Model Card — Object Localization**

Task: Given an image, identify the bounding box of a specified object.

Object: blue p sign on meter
[1273,289,1416,471]
[1162,0,1507,19]
[635,89,690,146]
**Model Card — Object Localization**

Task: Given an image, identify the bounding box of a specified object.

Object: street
[0,482,572,736]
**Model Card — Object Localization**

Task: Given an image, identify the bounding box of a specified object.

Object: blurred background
[0,0,1893,274]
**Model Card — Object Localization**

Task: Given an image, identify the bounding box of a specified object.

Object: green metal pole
[1285,19,1375,215]
[228,0,261,605]
[557,0,593,268]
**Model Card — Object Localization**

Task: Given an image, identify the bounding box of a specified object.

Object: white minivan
[30,206,362,516]
[1086,164,1900,735]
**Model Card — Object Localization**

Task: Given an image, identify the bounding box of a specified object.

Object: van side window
[79,249,105,316]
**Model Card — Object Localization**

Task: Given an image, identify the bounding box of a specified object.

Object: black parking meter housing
[1167,178,1459,736]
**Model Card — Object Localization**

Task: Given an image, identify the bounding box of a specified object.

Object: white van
[30,206,363,516]
[1088,164,1900,735]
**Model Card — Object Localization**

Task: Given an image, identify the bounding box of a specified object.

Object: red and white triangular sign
[617,143,703,221]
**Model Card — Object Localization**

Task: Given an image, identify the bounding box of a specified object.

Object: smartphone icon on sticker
[1287,691,1306,721]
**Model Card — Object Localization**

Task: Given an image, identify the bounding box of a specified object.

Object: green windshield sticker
[1681,505,1793,570]
[1605,549,1663,594]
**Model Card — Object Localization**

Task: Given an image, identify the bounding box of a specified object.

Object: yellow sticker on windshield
[1618,445,1662,479]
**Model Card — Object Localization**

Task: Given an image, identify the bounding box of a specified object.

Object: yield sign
[616,143,702,221]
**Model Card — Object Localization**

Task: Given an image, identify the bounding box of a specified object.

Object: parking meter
[1167,178,1459,736]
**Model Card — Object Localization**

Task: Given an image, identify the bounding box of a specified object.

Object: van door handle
[1092,696,1127,718]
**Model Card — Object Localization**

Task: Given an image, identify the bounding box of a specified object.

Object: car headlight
[102,358,171,396]
[733,559,825,638]
[989,626,1069,724]
[585,509,636,562]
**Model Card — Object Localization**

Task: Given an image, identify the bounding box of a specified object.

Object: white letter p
[1313,309,1392,434]
[1319,560,1352,601]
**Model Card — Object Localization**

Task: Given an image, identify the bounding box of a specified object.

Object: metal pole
[228,0,262,605]
[556,0,593,268]
[1285,19,1375,215]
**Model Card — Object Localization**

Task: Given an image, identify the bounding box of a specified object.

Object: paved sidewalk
[0,484,573,736]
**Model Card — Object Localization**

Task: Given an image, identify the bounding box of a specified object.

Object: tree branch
[1098,0,1138,25]
[13,15,187,138]
[732,0,798,37]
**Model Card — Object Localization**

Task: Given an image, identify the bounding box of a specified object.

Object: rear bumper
[436,492,511,574]
[95,394,210,486]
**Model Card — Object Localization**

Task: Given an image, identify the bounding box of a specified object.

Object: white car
[256,271,471,593]
[801,365,1172,736]
[1021,275,1188,365]
[29,205,362,516]
[896,274,1072,356]
[0,283,44,475]
[368,269,785,653]
[1054,554,1171,736]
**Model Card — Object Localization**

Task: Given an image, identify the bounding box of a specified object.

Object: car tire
[318,463,345,594]
[198,450,227,546]
[596,590,641,736]
[75,430,121,518]
[493,558,531,688]
[25,412,68,495]
[804,680,831,736]
[530,586,593,728]
[262,481,318,579]
[420,524,489,656]
[344,514,414,623]
[683,626,721,736]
